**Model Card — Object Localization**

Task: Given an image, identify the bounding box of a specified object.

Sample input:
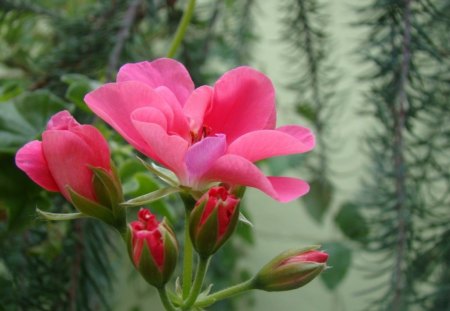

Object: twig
[107,0,142,81]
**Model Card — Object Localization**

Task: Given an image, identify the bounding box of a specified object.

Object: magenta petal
[183,86,213,133]
[15,140,59,192]
[205,67,277,143]
[117,58,195,106]
[84,81,172,156]
[42,131,97,201]
[202,154,309,202]
[46,110,79,130]
[227,126,315,162]
[185,134,227,181]
[132,119,189,181]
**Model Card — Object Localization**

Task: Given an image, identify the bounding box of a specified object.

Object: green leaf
[61,74,98,112]
[0,80,25,102]
[334,202,369,242]
[295,103,317,123]
[0,90,68,153]
[68,187,115,226]
[302,178,334,223]
[320,241,352,290]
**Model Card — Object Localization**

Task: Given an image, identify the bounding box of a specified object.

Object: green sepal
[121,187,180,207]
[67,186,115,226]
[161,219,179,283]
[195,207,220,256]
[36,208,86,221]
[91,166,123,209]
[138,239,164,288]
[215,202,240,249]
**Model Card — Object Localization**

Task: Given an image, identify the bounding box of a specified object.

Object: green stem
[195,279,254,308]
[182,256,211,310]
[182,207,194,299]
[158,287,178,311]
[166,0,197,58]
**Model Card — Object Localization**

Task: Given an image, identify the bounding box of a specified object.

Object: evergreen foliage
[357,0,450,310]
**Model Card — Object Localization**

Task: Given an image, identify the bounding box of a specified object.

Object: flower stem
[182,256,211,310]
[166,0,196,58]
[195,279,254,308]
[182,207,194,299]
[158,287,178,311]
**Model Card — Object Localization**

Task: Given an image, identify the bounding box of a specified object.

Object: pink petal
[70,124,111,171]
[117,58,195,106]
[154,86,190,138]
[185,134,227,182]
[204,67,277,143]
[42,130,98,201]
[46,110,80,130]
[132,118,189,182]
[183,86,213,133]
[84,81,174,157]
[201,154,309,202]
[15,140,59,192]
[227,126,315,162]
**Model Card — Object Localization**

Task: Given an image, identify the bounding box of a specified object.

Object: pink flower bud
[129,208,178,288]
[189,186,240,257]
[15,111,124,227]
[253,247,328,292]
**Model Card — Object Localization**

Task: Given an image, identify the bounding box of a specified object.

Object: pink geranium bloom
[85,58,314,202]
[15,110,111,202]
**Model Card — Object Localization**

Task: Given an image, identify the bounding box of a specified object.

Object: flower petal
[205,67,276,143]
[70,124,111,171]
[15,140,59,192]
[154,86,190,137]
[201,154,309,202]
[185,134,227,182]
[117,58,195,106]
[227,126,315,162]
[84,81,174,156]
[132,118,189,182]
[42,131,99,201]
[46,110,79,130]
[183,86,213,133]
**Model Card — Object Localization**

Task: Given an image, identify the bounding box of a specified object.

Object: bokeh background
[0,0,449,310]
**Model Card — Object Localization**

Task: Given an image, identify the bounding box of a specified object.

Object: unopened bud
[189,186,240,257]
[253,246,328,292]
[128,208,178,288]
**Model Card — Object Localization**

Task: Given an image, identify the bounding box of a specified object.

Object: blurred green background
[0,0,449,310]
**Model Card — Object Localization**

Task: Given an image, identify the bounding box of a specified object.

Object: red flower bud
[129,209,178,288]
[253,246,328,292]
[189,186,240,257]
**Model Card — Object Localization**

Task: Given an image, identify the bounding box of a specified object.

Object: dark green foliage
[356,0,450,310]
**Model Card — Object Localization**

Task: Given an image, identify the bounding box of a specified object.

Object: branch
[107,0,142,81]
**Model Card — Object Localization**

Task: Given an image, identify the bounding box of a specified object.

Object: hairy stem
[158,287,178,311]
[182,256,210,310]
[195,279,254,308]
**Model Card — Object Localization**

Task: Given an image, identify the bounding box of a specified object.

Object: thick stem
[182,256,210,310]
[195,279,254,308]
[166,0,196,58]
[158,287,178,311]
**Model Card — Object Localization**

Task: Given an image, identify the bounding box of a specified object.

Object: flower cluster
[15,58,327,310]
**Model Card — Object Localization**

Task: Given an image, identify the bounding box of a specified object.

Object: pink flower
[84,58,315,202]
[15,110,111,203]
